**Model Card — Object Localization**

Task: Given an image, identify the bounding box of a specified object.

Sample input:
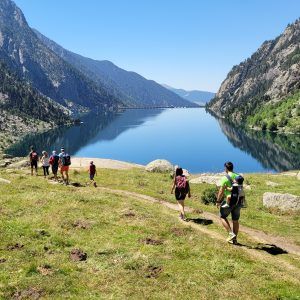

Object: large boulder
[146,159,173,173]
[7,159,29,169]
[263,192,300,212]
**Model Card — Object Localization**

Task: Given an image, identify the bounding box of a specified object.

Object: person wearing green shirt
[216,161,241,244]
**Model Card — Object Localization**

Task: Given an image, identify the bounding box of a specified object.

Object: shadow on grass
[187,218,213,226]
[235,242,288,255]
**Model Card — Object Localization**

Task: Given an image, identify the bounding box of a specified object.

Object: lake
[7,108,300,173]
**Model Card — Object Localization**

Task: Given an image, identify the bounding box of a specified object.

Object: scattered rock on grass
[190,174,224,185]
[142,238,163,245]
[263,192,300,212]
[266,181,280,187]
[0,258,6,263]
[12,287,43,300]
[70,249,87,261]
[0,177,11,184]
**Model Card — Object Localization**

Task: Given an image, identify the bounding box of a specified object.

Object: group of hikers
[171,161,245,245]
[28,146,97,186]
[29,145,244,244]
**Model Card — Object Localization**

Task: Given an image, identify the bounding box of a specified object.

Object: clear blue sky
[13,0,300,92]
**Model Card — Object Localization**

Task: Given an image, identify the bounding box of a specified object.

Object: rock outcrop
[263,192,300,212]
[146,160,173,173]
[208,18,300,125]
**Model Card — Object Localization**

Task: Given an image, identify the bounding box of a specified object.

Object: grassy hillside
[247,91,300,134]
[0,167,299,299]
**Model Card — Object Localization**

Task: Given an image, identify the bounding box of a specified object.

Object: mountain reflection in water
[218,118,300,171]
[6,108,300,173]
[6,109,164,157]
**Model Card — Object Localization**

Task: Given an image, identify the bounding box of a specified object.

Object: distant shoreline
[120,105,204,109]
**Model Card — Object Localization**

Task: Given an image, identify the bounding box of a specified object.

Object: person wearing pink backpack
[171,167,191,221]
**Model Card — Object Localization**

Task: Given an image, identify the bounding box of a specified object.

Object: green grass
[74,168,300,245]
[0,168,299,299]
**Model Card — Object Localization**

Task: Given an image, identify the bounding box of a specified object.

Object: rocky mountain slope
[0,0,122,113]
[0,62,70,151]
[163,84,215,105]
[33,30,195,108]
[208,19,300,133]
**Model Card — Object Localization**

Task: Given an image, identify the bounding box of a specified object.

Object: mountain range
[33,30,195,109]
[208,19,300,133]
[0,0,194,128]
[163,84,215,105]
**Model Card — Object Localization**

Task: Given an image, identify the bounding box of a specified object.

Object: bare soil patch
[70,249,87,261]
[142,238,164,245]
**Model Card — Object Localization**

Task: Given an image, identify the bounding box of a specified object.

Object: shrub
[268,121,278,131]
[201,186,218,205]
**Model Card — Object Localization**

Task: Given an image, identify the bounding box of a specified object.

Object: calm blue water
[7,108,300,173]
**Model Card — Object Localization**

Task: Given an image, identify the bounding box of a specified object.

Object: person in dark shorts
[171,167,191,221]
[88,161,97,187]
[40,151,50,178]
[216,162,242,244]
[29,146,39,176]
[49,150,59,181]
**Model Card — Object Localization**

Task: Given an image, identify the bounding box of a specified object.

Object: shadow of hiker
[187,218,213,226]
[235,242,288,255]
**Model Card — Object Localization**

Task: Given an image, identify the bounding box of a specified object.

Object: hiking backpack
[176,175,189,194]
[61,154,71,166]
[225,174,244,207]
[90,164,96,174]
[49,155,59,166]
[31,151,38,161]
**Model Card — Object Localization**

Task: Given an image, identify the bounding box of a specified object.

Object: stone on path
[263,192,300,212]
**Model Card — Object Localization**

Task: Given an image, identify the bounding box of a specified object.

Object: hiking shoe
[228,237,238,245]
[226,232,236,243]
[179,213,186,221]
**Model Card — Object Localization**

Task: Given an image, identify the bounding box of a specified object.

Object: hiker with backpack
[29,146,39,176]
[216,162,245,244]
[49,150,60,181]
[40,151,50,178]
[171,167,191,221]
[59,147,71,185]
[88,161,97,187]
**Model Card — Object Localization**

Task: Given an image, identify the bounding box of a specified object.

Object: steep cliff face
[208,19,300,125]
[0,0,122,112]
